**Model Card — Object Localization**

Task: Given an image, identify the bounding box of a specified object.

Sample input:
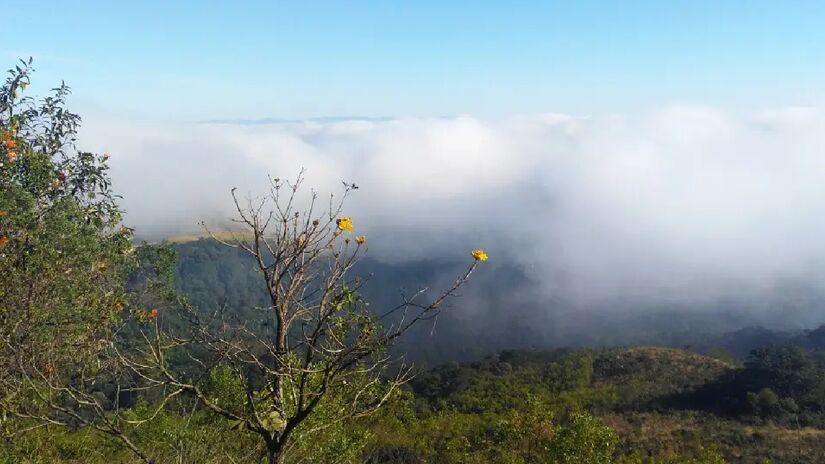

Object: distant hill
[168,237,825,364]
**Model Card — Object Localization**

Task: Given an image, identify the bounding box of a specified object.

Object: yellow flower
[0,236,8,247]
[6,151,17,163]
[471,249,489,261]
[355,235,366,245]
[0,210,7,217]
[336,216,354,233]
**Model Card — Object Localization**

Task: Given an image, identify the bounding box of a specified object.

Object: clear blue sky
[3,0,825,120]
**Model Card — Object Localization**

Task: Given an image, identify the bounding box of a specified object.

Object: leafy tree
[547,411,619,464]
[745,388,781,418]
[0,59,139,452]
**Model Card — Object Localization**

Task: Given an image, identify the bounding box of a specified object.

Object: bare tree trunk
[265,434,287,464]
[267,448,286,464]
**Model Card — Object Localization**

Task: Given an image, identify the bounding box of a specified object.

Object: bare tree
[116,171,486,463]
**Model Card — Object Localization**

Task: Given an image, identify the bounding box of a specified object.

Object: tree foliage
[0,59,134,426]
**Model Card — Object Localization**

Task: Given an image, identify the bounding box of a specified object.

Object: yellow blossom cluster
[335,217,367,245]
[336,216,354,233]
[471,249,489,261]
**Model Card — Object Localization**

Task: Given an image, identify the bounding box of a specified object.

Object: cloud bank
[79,106,825,317]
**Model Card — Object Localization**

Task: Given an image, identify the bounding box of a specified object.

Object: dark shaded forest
[173,237,825,364]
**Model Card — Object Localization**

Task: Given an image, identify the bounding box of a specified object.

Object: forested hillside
[11,343,825,463]
[171,237,825,364]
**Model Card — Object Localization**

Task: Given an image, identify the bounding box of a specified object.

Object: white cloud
[78,105,825,308]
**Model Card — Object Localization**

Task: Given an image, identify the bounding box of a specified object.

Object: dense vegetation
[0,59,134,386]
[11,339,825,463]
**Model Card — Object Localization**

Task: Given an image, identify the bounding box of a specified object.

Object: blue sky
[3,0,825,120]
